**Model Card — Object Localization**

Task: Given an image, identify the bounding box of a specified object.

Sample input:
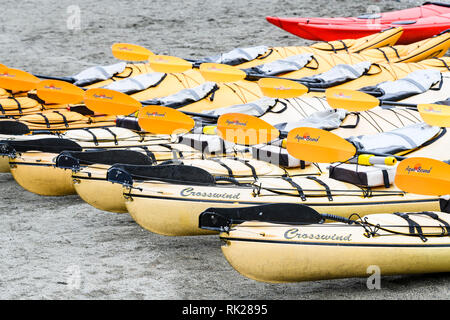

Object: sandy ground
[1,0,450,300]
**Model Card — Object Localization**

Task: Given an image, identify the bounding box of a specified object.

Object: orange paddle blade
[0,68,40,91]
[417,104,450,128]
[286,127,357,163]
[258,78,309,99]
[138,105,195,134]
[395,157,450,196]
[148,55,192,73]
[36,80,84,104]
[0,64,7,72]
[111,43,153,61]
[325,88,380,112]
[217,113,279,145]
[84,88,141,115]
[199,63,247,83]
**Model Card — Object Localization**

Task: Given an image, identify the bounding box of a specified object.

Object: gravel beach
[1,0,449,300]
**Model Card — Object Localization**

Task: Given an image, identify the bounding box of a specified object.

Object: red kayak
[267,2,450,44]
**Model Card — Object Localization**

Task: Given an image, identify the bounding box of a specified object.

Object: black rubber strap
[375,47,390,63]
[112,66,133,79]
[8,97,22,114]
[327,41,337,54]
[211,158,234,178]
[432,57,450,71]
[394,212,427,241]
[53,111,69,128]
[235,158,258,180]
[133,146,156,163]
[102,127,118,145]
[268,100,288,114]
[304,56,319,70]
[389,46,401,59]
[307,176,333,201]
[282,176,306,201]
[338,40,349,53]
[83,128,99,146]
[381,169,390,189]
[256,48,273,60]
[37,113,50,128]
[208,84,220,102]
[159,143,184,159]
[409,212,450,235]
[339,112,360,129]
[0,102,4,115]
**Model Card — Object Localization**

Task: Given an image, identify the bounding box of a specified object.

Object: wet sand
[1,0,450,300]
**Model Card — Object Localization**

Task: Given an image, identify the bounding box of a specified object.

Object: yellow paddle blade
[84,88,141,115]
[199,63,247,83]
[325,88,380,112]
[0,68,40,91]
[417,104,450,127]
[395,157,450,196]
[111,43,154,61]
[217,113,279,145]
[257,78,309,98]
[138,105,195,135]
[36,80,84,104]
[286,127,357,163]
[148,55,192,73]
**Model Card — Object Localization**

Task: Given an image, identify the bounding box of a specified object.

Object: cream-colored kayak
[213,208,450,283]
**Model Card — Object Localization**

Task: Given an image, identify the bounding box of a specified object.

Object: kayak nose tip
[266,16,281,28]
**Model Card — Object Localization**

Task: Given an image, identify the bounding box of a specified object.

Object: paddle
[395,157,450,196]
[198,62,316,83]
[0,68,40,91]
[148,55,194,73]
[284,107,450,164]
[111,43,154,62]
[137,105,196,135]
[84,88,142,115]
[35,80,85,104]
[325,88,448,114]
[286,127,358,163]
[417,104,450,128]
[199,63,248,83]
[257,78,309,99]
[216,113,280,146]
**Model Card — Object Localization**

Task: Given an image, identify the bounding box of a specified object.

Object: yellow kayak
[214,208,450,283]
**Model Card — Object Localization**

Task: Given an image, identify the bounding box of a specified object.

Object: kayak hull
[220,213,450,283]
[73,174,128,213]
[267,3,450,44]
[294,22,450,45]
[10,157,76,196]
